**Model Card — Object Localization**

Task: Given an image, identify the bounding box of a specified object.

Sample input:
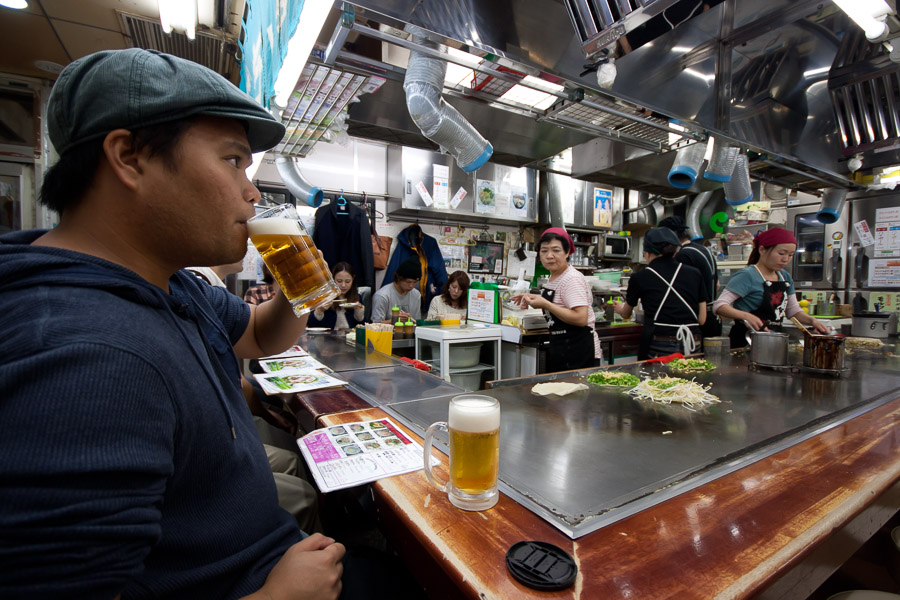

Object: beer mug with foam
[422,395,500,511]
[247,204,340,317]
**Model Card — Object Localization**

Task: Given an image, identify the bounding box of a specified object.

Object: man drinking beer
[0,49,344,599]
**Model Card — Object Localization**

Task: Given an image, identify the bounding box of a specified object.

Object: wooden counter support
[320,399,900,599]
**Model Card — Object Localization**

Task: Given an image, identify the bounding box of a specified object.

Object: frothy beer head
[449,396,500,433]
[247,216,301,238]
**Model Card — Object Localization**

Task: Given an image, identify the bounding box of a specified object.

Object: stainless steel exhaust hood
[324,0,885,193]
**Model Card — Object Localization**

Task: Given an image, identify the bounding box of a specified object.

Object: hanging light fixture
[158,0,198,40]
[273,0,333,107]
[833,0,893,41]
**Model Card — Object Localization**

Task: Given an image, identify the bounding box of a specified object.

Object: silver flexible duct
[275,156,324,207]
[667,143,706,189]
[724,154,753,205]
[686,191,714,240]
[704,137,740,182]
[816,188,848,224]
[404,31,493,172]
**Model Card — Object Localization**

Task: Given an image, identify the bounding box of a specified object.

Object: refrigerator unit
[785,198,849,306]
[844,189,900,313]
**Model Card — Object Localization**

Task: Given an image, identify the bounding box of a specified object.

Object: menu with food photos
[298,418,437,492]
[258,355,329,373]
[253,368,345,395]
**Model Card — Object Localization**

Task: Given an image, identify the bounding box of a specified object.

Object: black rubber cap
[506,541,577,591]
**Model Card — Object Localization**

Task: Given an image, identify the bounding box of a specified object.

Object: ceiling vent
[118,12,240,81]
[563,0,682,57]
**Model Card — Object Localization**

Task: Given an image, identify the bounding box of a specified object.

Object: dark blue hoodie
[0,230,301,598]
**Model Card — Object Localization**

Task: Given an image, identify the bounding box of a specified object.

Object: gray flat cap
[48,48,285,154]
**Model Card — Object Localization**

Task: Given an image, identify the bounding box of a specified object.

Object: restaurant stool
[827,592,900,599]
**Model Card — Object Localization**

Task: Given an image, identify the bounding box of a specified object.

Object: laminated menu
[258,355,329,373]
[298,418,436,492]
[262,345,308,359]
[253,368,345,395]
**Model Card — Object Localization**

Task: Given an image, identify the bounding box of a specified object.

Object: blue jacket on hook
[382,225,448,313]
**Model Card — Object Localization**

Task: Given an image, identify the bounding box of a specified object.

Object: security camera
[848,154,863,172]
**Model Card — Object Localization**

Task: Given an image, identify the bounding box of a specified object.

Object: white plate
[306,327,331,332]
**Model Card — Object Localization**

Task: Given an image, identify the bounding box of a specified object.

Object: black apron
[541,288,597,372]
[680,244,722,337]
[641,263,700,359]
[728,265,791,349]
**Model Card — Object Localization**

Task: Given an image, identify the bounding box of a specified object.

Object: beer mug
[247,204,340,317]
[422,395,500,511]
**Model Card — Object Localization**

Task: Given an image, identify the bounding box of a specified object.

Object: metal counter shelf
[340,365,465,408]
[301,330,407,373]
[383,351,900,538]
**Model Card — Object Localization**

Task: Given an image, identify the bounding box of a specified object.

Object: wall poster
[475,179,496,214]
[593,186,613,228]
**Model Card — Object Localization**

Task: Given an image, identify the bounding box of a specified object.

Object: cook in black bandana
[613,227,707,360]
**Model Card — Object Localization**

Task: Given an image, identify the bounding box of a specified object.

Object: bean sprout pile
[627,376,720,411]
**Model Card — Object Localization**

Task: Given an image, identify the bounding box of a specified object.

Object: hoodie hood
[1,230,179,309]
[0,229,246,439]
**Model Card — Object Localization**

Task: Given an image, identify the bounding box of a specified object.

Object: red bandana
[754,227,796,248]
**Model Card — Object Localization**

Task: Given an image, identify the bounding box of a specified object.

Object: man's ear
[102,129,143,192]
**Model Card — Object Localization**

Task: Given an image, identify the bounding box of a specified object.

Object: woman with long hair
[309,261,365,329]
[511,228,602,371]
[427,270,469,320]
[713,227,829,348]
[613,227,706,359]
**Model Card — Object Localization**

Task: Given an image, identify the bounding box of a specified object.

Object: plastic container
[449,370,483,391]
[593,271,622,285]
[449,342,483,368]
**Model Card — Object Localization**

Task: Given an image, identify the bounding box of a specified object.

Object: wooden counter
[320,398,900,599]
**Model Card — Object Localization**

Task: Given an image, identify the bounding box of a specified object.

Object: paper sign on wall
[855,220,875,247]
[870,259,900,287]
[450,187,468,209]
[415,181,433,206]
[432,164,449,209]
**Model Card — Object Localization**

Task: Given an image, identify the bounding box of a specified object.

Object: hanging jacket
[382,224,448,313]
[313,199,374,289]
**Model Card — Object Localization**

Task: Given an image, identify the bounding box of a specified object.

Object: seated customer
[244,263,277,305]
[0,49,343,598]
[309,261,365,329]
[427,270,469,320]
[371,256,422,322]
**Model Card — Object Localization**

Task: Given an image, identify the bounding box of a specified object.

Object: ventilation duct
[704,138,740,183]
[724,154,753,205]
[686,191,715,241]
[403,29,493,173]
[275,156,324,208]
[667,143,706,189]
[817,188,848,224]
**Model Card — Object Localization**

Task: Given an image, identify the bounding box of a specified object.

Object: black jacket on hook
[313,198,374,289]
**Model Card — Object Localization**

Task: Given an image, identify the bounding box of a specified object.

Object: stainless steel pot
[851,312,898,338]
[803,334,845,371]
[746,330,789,366]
